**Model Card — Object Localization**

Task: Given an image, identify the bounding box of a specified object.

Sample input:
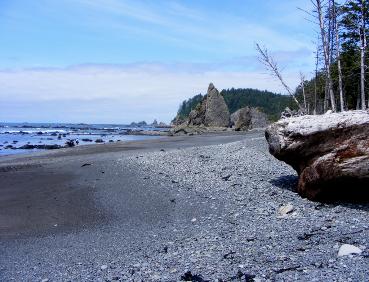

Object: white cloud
[0,64,300,123]
[64,0,315,57]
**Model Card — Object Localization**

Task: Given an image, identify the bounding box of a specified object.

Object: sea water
[0,122,165,156]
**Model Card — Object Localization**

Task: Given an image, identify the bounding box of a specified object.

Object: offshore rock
[231,107,252,131]
[204,83,230,127]
[250,108,269,128]
[187,83,230,127]
[231,107,269,131]
[265,110,369,201]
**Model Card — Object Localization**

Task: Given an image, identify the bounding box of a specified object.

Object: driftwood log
[265,110,369,201]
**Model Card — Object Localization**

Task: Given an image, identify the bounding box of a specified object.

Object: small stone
[41,279,49,282]
[338,244,362,257]
[100,265,108,270]
[278,203,294,217]
[191,218,197,222]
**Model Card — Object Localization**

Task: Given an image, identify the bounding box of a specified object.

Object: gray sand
[0,131,368,281]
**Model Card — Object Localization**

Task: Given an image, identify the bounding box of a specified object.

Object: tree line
[175,88,296,122]
[258,0,368,114]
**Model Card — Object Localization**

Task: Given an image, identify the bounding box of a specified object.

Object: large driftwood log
[265,110,369,201]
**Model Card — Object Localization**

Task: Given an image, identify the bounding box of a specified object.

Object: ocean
[0,122,166,156]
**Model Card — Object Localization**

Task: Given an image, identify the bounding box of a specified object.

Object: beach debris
[227,270,256,282]
[338,244,362,257]
[100,264,108,270]
[81,163,92,167]
[278,203,295,217]
[95,139,104,143]
[223,251,236,259]
[180,271,206,282]
[191,218,197,223]
[221,174,232,181]
[273,265,301,274]
[265,110,369,200]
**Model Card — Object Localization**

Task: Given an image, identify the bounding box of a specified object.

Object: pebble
[278,203,294,217]
[338,244,363,257]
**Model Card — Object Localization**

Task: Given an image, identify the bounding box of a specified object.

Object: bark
[317,0,337,112]
[314,44,319,115]
[360,0,367,110]
[333,1,345,111]
[300,72,307,112]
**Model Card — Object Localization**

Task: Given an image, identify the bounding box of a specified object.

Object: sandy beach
[0,131,368,281]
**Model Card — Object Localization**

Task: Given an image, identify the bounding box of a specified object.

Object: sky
[0,0,317,124]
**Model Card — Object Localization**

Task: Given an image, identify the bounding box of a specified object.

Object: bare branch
[255,43,303,110]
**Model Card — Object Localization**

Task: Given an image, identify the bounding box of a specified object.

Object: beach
[0,131,368,281]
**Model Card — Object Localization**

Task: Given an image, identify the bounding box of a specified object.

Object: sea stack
[204,83,230,127]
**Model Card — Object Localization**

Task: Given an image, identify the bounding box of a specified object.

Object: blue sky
[0,0,317,123]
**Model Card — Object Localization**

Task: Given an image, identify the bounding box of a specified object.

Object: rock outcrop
[151,119,158,127]
[188,98,207,126]
[171,116,187,127]
[231,107,269,131]
[250,108,269,128]
[231,107,252,131]
[187,83,230,127]
[204,83,230,127]
[130,121,147,127]
[265,110,369,201]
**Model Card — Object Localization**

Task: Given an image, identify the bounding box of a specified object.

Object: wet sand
[0,132,248,239]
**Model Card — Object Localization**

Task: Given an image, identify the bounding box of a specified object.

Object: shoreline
[1,130,368,281]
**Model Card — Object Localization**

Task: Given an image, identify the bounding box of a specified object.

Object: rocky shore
[0,132,368,281]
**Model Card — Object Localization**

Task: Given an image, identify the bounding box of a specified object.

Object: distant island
[174,87,297,123]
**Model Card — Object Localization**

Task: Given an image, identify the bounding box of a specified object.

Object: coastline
[0,131,368,281]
